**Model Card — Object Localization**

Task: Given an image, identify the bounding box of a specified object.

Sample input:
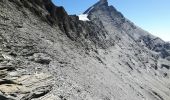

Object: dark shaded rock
[125,62,133,70]
[59,95,67,100]
[0,95,9,100]
[33,53,52,64]
[166,56,170,61]
[0,79,20,85]
[140,36,170,58]
[0,94,14,100]
[161,64,170,69]
[0,66,15,71]
[160,49,170,58]
[164,43,170,49]
[0,70,7,78]
[21,85,53,100]
[163,73,168,77]
[151,91,164,100]
[8,0,68,26]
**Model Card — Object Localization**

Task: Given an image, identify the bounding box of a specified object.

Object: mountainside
[84,0,170,59]
[0,0,170,100]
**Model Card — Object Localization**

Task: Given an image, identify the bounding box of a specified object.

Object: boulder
[33,53,52,64]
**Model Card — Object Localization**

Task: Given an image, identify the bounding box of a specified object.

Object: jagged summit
[84,0,109,14]
[99,0,108,4]
[85,0,170,58]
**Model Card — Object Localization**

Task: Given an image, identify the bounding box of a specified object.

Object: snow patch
[78,14,90,21]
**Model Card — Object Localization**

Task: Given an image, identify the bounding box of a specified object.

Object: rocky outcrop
[0,0,170,100]
[140,35,170,58]
[21,85,53,100]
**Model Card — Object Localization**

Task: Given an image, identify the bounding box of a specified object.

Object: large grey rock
[21,85,53,100]
[32,53,52,64]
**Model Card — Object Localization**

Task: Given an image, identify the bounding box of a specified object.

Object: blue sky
[52,0,170,41]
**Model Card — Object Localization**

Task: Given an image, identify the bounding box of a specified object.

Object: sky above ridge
[52,0,170,41]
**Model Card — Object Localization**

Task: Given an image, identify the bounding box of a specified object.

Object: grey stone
[21,85,53,100]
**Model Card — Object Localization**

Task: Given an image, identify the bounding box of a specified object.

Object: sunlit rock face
[0,0,170,100]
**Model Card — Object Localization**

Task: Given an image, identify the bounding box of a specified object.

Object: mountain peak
[98,0,108,6]
[100,0,108,3]
[84,0,108,14]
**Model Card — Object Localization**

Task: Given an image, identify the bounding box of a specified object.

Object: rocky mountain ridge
[0,0,170,100]
[85,0,170,59]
